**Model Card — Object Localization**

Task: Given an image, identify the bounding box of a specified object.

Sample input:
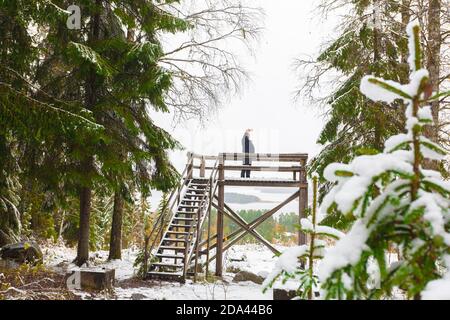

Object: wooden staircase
[146,178,211,282]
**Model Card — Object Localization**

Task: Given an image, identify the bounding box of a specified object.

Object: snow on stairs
[146,178,210,283]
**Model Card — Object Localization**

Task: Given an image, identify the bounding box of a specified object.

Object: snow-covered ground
[43,245,140,281]
[39,242,405,300]
[115,278,272,300]
[42,243,290,300]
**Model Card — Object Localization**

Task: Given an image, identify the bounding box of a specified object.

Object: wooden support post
[194,206,201,282]
[182,236,190,282]
[298,161,308,245]
[216,158,225,277]
[187,152,193,179]
[205,176,213,277]
[200,156,206,178]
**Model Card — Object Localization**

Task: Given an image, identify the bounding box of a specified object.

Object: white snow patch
[360,76,408,103]
[262,245,307,288]
[384,133,411,152]
[115,279,272,300]
[43,245,139,281]
[418,106,433,121]
[422,255,450,300]
[406,20,420,71]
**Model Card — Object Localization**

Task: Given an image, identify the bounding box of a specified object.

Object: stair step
[190,183,209,187]
[181,199,204,203]
[146,271,184,282]
[156,253,185,259]
[183,194,206,199]
[176,212,196,216]
[173,217,195,221]
[147,270,182,276]
[170,224,194,228]
[181,199,203,203]
[186,189,206,193]
[151,262,183,268]
[160,246,186,251]
[162,238,188,243]
[166,231,190,235]
[178,205,200,209]
[187,187,207,191]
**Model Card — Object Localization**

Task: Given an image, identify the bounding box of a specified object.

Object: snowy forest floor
[1,244,282,300]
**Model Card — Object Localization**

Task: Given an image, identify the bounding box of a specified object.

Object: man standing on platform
[241,129,255,178]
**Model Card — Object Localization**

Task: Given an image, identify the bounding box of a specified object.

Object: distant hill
[224,192,261,204]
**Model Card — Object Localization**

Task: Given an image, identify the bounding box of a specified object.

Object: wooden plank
[194,165,304,172]
[187,152,194,179]
[205,179,213,277]
[222,180,307,188]
[190,153,218,160]
[191,153,308,162]
[194,206,201,282]
[223,165,303,172]
[200,156,206,178]
[298,168,308,245]
[215,162,225,277]
[219,153,308,162]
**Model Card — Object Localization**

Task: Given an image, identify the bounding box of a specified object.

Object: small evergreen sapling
[318,21,450,299]
[263,174,344,299]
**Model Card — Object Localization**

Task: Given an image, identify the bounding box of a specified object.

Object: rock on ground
[232,270,265,284]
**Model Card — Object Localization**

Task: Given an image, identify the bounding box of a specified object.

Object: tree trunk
[108,191,124,260]
[400,0,411,64]
[426,0,441,139]
[75,185,92,266]
[424,0,441,170]
[74,0,101,266]
[372,0,384,151]
[58,209,66,242]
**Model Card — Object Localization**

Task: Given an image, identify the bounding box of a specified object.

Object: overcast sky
[150,0,341,205]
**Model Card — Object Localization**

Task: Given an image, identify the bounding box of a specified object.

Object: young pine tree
[263,174,344,299]
[318,21,450,300]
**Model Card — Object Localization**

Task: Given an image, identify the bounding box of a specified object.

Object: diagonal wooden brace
[212,202,280,255]
[207,191,300,263]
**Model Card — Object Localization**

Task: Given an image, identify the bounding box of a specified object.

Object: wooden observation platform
[146,152,308,282]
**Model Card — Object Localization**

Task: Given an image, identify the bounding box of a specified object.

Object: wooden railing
[188,152,308,180]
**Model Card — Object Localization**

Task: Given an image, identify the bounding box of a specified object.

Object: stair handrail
[182,234,192,280]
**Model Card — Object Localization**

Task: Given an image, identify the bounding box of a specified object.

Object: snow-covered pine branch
[263,174,343,299]
[318,21,450,300]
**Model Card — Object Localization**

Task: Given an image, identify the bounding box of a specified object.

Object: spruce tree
[303,0,410,185]
[0,1,98,246]
[35,1,187,265]
[318,21,450,299]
